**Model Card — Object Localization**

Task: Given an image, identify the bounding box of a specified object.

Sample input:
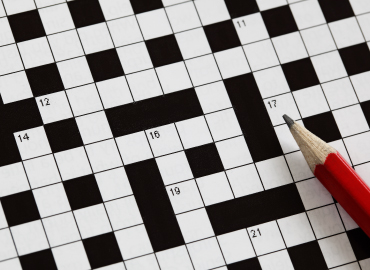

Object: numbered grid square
[105,196,143,231]
[156,62,192,94]
[318,233,356,268]
[14,126,52,160]
[11,220,49,256]
[156,151,193,185]
[52,241,91,270]
[175,28,211,60]
[285,151,314,182]
[66,84,103,117]
[116,131,153,165]
[43,212,80,247]
[0,17,15,46]
[214,47,250,79]
[176,116,213,149]
[146,124,183,157]
[311,51,347,83]
[196,172,234,206]
[166,180,204,214]
[125,254,159,270]
[322,77,358,110]
[0,163,30,197]
[296,178,334,210]
[187,237,225,270]
[57,56,94,89]
[74,204,112,239]
[0,71,33,104]
[136,9,172,40]
[166,2,201,33]
[290,0,326,30]
[39,3,74,35]
[248,221,286,256]
[0,229,17,261]
[115,224,153,260]
[96,76,133,109]
[333,105,369,137]
[278,213,315,247]
[99,0,133,20]
[264,93,300,126]
[37,91,73,124]
[0,44,23,76]
[256,156,293,190]
[156,246,193,270]
[126,69,162,101]
[78,22,114,55]
[301,24,336,56]
[206,108,242,141]
[226,164,264,198]
[272,32,308,64]
[329,17,364,49]
[244,39,279,72]
[48,30,84,62]
[233,13,269,45]
[194,0,230,26]
[258,249,294,270]
[3,0,36,15]
[185,54,221,87]
[85,139,123,173]
[117,42,152,74]
[216,136,252,169]
[76,111,113,144]
[195,81,232,114]
[293,85,330,118]
[108,16,143,47]
[54,147,92,181]
[254,66,290,98]
[217,229,255,264]
[95,167,133,201]
[18,37,54,69]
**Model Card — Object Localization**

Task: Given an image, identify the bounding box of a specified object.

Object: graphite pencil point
[283,114,294,128]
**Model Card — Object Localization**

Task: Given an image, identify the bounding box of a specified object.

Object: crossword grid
[0,0,370,269]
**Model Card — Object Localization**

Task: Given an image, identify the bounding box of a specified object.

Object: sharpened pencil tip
[283,114,294,128]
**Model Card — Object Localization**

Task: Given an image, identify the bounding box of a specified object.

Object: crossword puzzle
[0,0,370,269]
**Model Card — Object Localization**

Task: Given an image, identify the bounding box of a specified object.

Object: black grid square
[1,191,40,227]
[339,43,370,76]
[44,118,84,153]
[130,0,163,14]
[26,63,65,97]
[8,10,46,43]
[83,232,123,269]
[302,112,341,142]
[20,249,57,270]
[68,0,105,28]
[224,0,259,18]
[288,241,328,270]
[261,6,298,38]
[347,228,370,261]
[86,49,124,82]
[185,143,224,178]
[146,35,183,67]
[282,58,320,91]
[228,257,262,270]
[63,174,103,210]
[0,134,21,167]
[204,20,241,53]
[318,0,354,23]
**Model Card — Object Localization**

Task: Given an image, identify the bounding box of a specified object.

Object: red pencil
[283,114,370,238]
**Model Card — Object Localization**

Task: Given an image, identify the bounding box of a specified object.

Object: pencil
[283,114,370,238]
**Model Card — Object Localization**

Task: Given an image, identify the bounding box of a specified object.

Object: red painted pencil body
[315,152,370,238]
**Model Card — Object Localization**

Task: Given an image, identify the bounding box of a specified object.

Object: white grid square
[52,241,91,270]
[272,32,308,64]
[296,178,334,210]
[256,156,293,190]
[258,250,294,270]
[117,42,153,74]
[185,54,221,87]
[285,151,314,182]
[350,0,370,15]
[76,111,113,144]
[290,0,326,30]
[358,13,370,41]
[0,71,33,104]
[96,76,133,109]
[66,83,103,117]
[156,62,192,94]
[322,77,358,110]
[206,108,242,141]
[329,17,365,49]
[99,0,133,20]
[187,237,225,270]
[125,254,159,270]
[166,2,201,33]
[216,136,252,169]
[311,51,347,83]
[0,259,22,270]
[0,44,23,76]
[351,71,370,102]
[108,16,143,47]
[18,37,54,69]
[0,17,14,46]
[345,132,370,165]
[233,13,269,45]
[0,229,17,261]
[39,3,74,35]
[54,147,92,181]
[175,28,212,59]
[74,204,112,239]
[57,56,94,89]
[244,39,280,71]
[2,0,36,15]
[254,66,290,98]
[195,81,232,114]
[48,30,84,62]
[85,139,123,173]
[293,85,330,118]
[78,23,114,54]
[156,151,193,185]
[176,116,213,149]
[156,246,193,270]
[37,91,73,124]
[333,105,369,137]
[256,0,287,11]
[214,47,250,79]
[301,25,336,56]
[126,69,162,101]
[116,131,153,165]
[35,0,64,8]
[0,162,30,197]
[136,9,172,40]
[194,0,230,26]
